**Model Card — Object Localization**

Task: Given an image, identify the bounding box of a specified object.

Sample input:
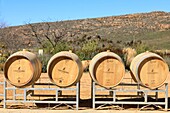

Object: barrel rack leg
[92,81,95,109]
[165,83,168,111]
[3,80,6,108]
[76,82,80,110]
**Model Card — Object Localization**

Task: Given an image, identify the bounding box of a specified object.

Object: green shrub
[75,50,86,61]
[43,41,71,54]
[135,43,151,54]
[82,40,98,53]
[80,40,98,60]
[53,42,71,53]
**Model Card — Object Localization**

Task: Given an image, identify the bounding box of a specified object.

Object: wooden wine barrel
[130,52,169,89]
[47,51,83,87]
[89,50,125,89]
[4,50,42,88]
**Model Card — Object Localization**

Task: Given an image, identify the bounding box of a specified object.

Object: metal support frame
[92,81,168,111]
[3,81,80,110]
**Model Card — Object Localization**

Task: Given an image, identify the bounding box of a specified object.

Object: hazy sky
[0,0,170,26]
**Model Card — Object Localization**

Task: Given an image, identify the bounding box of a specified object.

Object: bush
[53,42,71,54]
[80,40,98,60]
[135,43,151,54]
[43,41,71,54]
[75,51,86,60]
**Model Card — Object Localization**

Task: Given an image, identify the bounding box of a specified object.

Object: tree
[22,22,71,54]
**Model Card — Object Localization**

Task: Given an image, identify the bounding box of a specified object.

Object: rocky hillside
[0,11,170,56]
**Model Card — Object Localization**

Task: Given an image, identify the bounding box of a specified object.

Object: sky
[0,0,170,26]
